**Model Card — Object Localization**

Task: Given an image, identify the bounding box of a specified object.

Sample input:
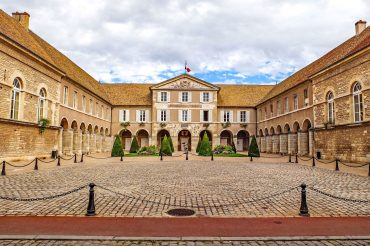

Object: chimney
[12,12,30,29]
[355,20,366,35]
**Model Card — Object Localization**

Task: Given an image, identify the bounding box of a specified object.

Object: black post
[312,157,315,167]
[335,159,339,171]
[368,163,370,177]
[295,154,298,163]
[160,151,163,161]
[80,154,84,163]
[1,161,5,176]
[86,183,96,216]
[34,158,38,170]
[250,156,253,162]
[299,183,310,217]
[120,153,123,162]
[211,152,214,161]
[57,156,61,166]
[74,154,77,163]
[186,151,188,160]
[288,154,292,163]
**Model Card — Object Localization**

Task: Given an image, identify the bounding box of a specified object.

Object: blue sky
[1,0,369,85]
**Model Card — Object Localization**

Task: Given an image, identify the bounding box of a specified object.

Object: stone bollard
[250,156,253,162]
[299,183,310,217]
[57,156,61,166]
[74,154,77,163]
[80,154,84,163]
[160,151,163,161]
[312,157,315,167]
[211,152,214,161]
[1,161,5,176]
[34,158,39,170]
[335,159,339,171]
[120,153,123,162]
[368,163,370,177]
[288,154,292,163]
[295,154,298,163]
[86,183,96,216]
[186,151,188,160]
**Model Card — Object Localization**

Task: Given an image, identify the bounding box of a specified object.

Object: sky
[1,0,369,85]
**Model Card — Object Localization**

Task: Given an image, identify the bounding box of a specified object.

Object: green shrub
[111,135,124,157]
[129,136,139,153]
[198,132,212,156]
[213,145,235,154]
[231,140,237,153]
[138,145,158,155]
[248,135,260,157]
[160,136,172,156]
[196,138,201,153]
[168,135,174,153]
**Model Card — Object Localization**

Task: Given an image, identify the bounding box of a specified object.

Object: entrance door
[140,138,149,147]
[237,139,244,151]
[125,138,131,151]
[180,137,189,151]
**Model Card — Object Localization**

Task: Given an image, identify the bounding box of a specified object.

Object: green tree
[161,135,172,156]
[111,135,124,157]
[129,136,139,153]
[198,132,212,156]
[231,140,237,153]
[168,135,174,153]
[248,135,260,157]
[196,138,201,153]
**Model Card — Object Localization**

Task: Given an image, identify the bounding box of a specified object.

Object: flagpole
[184,60,187,74]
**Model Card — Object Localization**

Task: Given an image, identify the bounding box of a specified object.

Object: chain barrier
[0,184,88,202]
[309,187,370,203]
[314,157,336,164]
[297,156,313,162]
[259,154,286,159]
[59,155,75,161]
[338,160,369,168]
[96,184,299,209]
[36,158,57,163]
[84,155,113,160]
[5,159,35,168]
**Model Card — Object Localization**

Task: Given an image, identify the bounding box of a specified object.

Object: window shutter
[167,110,170,122]
[126,110,130,122]
[229,111,233,122]
[178,110,182,122]
[200,110,203,122]
[167,92,170,102]
[246,111,250,123]
[145,110,149,122]
[157,92,161,102]
[209,92,213,102]
[178,92,182,102]
[119,110,123,122]
[136,110,140,122]
[157,110,161,122]
[220,110,224,122]
[209,110,212,122]
[200,92,203,103]
[188,109,192,122]
[188,92,192,103]
[237,111,240,123]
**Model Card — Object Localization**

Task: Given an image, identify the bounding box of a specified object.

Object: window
[285,97,289,112]
[182,110,188,122]
[202,92,210,102]
[160,92,168,102]
[96,102,99,116]
[38,88,46,121]
[82,96,86,112]
[223,111,231,122]
[202,110,210,122]
[293,94,298,110]
[101,105,104,118]
[270,104,273,117]
[277,100,281,115]
[353,82,363,122]
[304,89,309,107]
[139,110,146,122]
[264,107,267,119]
[122,110,127,122]
[73,91,77,109]
[106,108,109,119]
[327,92,334,124]
[240,111,247,122]
[259,109,262,121]
[160,110,167,122]
[182,92,189,102]
[89,99,93,114]
[10,78,21,120]
[63,86,68,105]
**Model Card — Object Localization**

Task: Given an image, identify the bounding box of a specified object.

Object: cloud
[1,0,369,84]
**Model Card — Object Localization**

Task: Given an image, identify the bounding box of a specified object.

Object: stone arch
[236,130,249,151]
[302,119,312,131]
[292,121,300,133]
[264,128,269,136]
[284,123,290,133]
[87,124,93,134]
[258,129,264,137]
[60,118,68,129]
[71,120,78,130]
[136,129,149,148]
[157,129,170,147]
[94,125,99,134]
[220,130,233,146]
[80,122,86,133]
[276,125,282,134]
[105,128,109,136]
[100,127,104,136]
[199,130,212,148]
[269,126,275,135]
[120,129,132,151]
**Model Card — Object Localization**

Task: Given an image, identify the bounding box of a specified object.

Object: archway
[178,130,191,151]
[220,130,233,146]
[60,118,68,129]
[199,130,212,149]
[301,119,312,156]
[120,130,132,151]
[157,129,170,147]
[236,130,249,151]
[284,124,290,133]
[137,129,149,148]
[87,124,93,134]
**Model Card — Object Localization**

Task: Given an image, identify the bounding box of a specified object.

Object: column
[309,130,314,157]
[58,128,63,154]
[89,134,96,153]
[266,135,272,153]
[260,136,266,152]
[73,130,82,155]
[279,133,288,154]
[288,132,297,154]
[272,134,280,153]
[82,133,90,154]
[191,135,198,152]
[298,131,309,156]
[62,129,73,155]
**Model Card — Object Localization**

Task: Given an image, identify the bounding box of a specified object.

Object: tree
[231,139,237,153]
[198,132,212,156]
[161,135,172,156]
[248,135,260,157]
[168,135,174,153]
[196,138,201,153]
[111,135,124,157]
[129,136,139,153]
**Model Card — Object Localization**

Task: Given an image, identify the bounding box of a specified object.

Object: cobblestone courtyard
[0,155,369,217]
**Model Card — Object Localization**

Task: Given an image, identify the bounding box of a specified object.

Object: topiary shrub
[196,138,201,153]
[111,135,124,157]
[248,135,260,157]
[129,136,139,153]
[161,135,172,156]
[231,140,237,153]
[168,135,174,153]
[198,132,212,156]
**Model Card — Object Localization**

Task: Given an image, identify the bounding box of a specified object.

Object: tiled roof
[217,84,274,107]
[258,26,370,104]
[101,83,152,106]
[0,10,110,102]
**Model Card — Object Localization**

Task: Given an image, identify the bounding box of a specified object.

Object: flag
[185,61,191,73]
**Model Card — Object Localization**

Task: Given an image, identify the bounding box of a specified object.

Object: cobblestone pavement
[1,239,370,245]
[0,155,369,217]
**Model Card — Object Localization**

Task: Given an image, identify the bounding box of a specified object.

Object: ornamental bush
[198,132,212,156]
[196,138,201,153]
[168,135,174,153]
[248,135,260,157]
[231,140,237,153]
[160,135,172,156]
[129,136,139,153]
[111,135,124,157]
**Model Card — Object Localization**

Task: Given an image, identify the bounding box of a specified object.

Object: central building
[102,74,273,152]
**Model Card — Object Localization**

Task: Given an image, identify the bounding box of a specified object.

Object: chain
[0,185,88,202]
[36,158,57,163]
[258,155,286,159]
[314,157,336,164]
[85,155,113,160]
[59,155,75,161]
[5,159,35,168]
[297,156,313,161]
[338,161,369,168]
[309,187,370,203]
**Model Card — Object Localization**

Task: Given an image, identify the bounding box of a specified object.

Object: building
[0,10,369,162]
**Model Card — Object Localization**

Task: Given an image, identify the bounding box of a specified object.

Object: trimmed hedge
[168,135,174,153]
[160,135,172,156]
[129,136,139,153]
[248,135,260,157]
[111,135,124,157]
[198,132,212,156]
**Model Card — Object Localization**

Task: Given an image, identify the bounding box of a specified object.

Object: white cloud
[1,0,369,84]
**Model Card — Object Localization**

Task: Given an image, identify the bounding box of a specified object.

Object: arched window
[327,92,334,124]
[10,78,21,120]
[38,88,46,121]
[353,82,363,122]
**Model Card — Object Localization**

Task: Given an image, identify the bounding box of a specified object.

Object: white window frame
[139,110,146,122]
[327,92,334,124]
[240,111,247,123]
[304,89,309,107]
[73,91,78,109]
[160,91,168,102]
[277,100,281,115]
[181,110,189,122]
[63,86,68,105]
[10,78,21,120]
[160,109,167,122]
[89,99,93,114]
[182,92,189,102]
[82,96,86,112]
[202,110,210,122]
[293,94,298,110]
[285,97,289,112]
[202,92,210,103]
[223,111,231,122]
[96,102,99,117]
[353,82,363,122]
[38,88,46,121]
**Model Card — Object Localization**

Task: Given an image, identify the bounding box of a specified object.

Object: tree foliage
[198,132,212,156]
[248,135,260,157]
[129,136,139,153]
[111,135,124,157]
[160,135,172,156]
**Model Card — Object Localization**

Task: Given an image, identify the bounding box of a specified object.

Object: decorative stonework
[161,80,209,90]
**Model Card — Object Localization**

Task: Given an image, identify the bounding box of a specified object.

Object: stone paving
[0,154,369,217]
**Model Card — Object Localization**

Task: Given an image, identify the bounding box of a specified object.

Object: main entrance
[178,130,191,151]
